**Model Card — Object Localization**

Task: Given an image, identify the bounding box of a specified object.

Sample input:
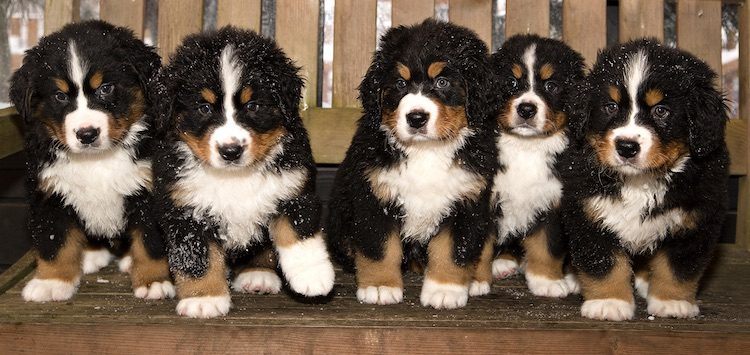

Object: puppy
[9,20,172,301]
[326,19,498,309]
[489,35,585,297]
[153,26,335,318]
[561,39,729,320]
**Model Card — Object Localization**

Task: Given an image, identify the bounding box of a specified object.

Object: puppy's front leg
[421,228,471,309]
[355,231,403,305]
[577,252,635,321]
[174,243,230,318]
[130,229,174,300]
[23,226,85,302]
[271,216,334,297]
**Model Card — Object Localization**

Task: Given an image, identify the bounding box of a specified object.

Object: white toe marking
[277,235,335,297]
[22,278,79,302]
[564,273,580,294]
[118,255,132,273]
[356,286,403,305]
[647,297,699,318]
[469,281,490,297]
[492,258,519,279]
[525,271,573,298]
[134,281,175,300]
[231,270,282,295]
[176,295,231,318]
[581,298,635,321]
[81,249,113,274]
[420,278,469,309]
[635,276,649,299]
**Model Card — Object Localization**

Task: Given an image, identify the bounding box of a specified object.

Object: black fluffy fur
[9,20,164,261]
[325,19,498,271]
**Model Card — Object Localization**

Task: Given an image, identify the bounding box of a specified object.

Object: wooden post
[392,0,434,27]
[157,0,203,61]
[332,0,377,108]
[216,0,262,31]
[276,0,320,110]
[505,0,550,37]
[44,0,80,35]
[736,1,750,250]
[100,0,146,38]
[562,0,606,66]
[676,0,722,74]
[448,0,492,47]
[619,0,664,42]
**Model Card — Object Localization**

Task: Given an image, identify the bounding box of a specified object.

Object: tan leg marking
[578,253,634,303]
[175,243,229,298]
[270,215,302,248]
[355,231,403,289]
[425,228,471,285]
[472,238,494,284]
[647,252,699,303]
[35,226,85,282]
[129,229,171,289]
[523,227,564,280]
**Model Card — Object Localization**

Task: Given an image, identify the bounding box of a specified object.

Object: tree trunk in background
[0,0,11,103]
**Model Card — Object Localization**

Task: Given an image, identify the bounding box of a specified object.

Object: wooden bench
[1,0,749,352]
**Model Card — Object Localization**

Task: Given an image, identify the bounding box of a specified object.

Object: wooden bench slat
[216,0,262,31]
[157,0,203,61]
[735,3,750,250]
[392,0,434,27]
[448,0,493,48]
[505,0,550,38]
[0,108,23,160]
[302,107,360,164]
[44,0,80,35]
[562,0,607,66]
[619,0,664,42]
[100,0,146,38]
[676,0,722,75]
[332,0,377,108]
[276,0,321,110]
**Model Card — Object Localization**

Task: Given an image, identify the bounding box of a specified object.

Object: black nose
[615,139,640,159]
[517,103,537,119]
[218,144,244,162]
[406,111,429,129]
[76,127,100,145]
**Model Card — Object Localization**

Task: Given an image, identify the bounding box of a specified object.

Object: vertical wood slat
[157,0,203,60]
[276,0,320,110]
[619,0,664,42]
[392,0,434,27]
[505,0,550,38]
[736,2,750,250]
[216,0,262,31]
[562,0,606,66]
[676,0,722,75]
[100,0,145,38]
[448,0,493,47]
[44,0,80,35]
[332,0,377,108]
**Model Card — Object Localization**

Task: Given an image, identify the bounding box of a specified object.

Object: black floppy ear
[148,69,176,138]
[9,64,35,124]
[686,82,728,158]
[566,80,592,143]
[357,55,387,127]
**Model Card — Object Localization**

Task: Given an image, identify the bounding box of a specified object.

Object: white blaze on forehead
[510,44,547,133]
[64,41,111,152]
[395,92,440,141]
[522,44,537,89]
[220,45,242,124]
[624,49,649,126]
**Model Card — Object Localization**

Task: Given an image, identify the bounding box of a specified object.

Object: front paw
[469,281,490,296]
[420,278,469,309]
[134,281,176,300]
[525,272,574,298]
[581,298,635,321]
[118,255,133,274]
[176,295,231,318]
[81,249,113,274]
[232,270,282,295]
[277,236,335,297]
[492,258,519,279]
[357,285,403,305]
[22,278,79,302]
[647,297,699,318]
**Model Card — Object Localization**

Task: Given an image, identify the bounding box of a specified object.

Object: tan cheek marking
[175,243,229,298]
[269,215,302,248]
[523,225,564,280]
[53,78,69,93]
[608,86,621,103]
[425,228,472,285]
[427,61,447,79]
[109,89,146,142]
[644,139,689,171]
[397,62,411,80]
[646,251,699,303]
[234,246,277,273]
[89,71,103,89]
[511,64,523,79]
[355,230,403,288]
[578,253,634,303]
[645,89,664,107]
[240,87,253,105]
[381,108,398,133]
[34,226,85,282]
[542,110,568,134]
[180,129,214,164]
[497,99,516,131]
[540,63,554,80]
[250,126,287,162]
[129,229,171,289]
[589,131,617,168]
[436,102,468,140]
[201,88,217,104]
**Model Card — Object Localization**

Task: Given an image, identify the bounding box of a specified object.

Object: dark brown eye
[652,105,670,119]
[396,78,407,89]
[507,77,518,90]
[246,102,259,112]
[603,102,619,116]
[198,103,212,116]
[54,91,68,103]
[97,83,114,97]
[435,77,450,89]
[544,80,560,94]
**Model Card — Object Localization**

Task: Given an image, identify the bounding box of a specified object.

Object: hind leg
[130,228,174,300]
[232,246,281,295]
[469,239,493,296]
[523,227,575,298]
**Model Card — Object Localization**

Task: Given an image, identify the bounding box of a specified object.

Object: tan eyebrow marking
[645,89,664,106]
[511,64,523,79]
[540,63,554,80]
[427,61,447,79]
[397,62,411,80]
[89,71,103,89]
[201,88,217,104]
[239,86,253,105]
[54,78,69,93]
[608,85,621,103]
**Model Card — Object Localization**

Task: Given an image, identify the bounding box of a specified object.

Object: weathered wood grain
[505,0,550,37]
[44,0,80,35]
[100,0,145,38]
[332,0,377,108]
[216,0,262,31]
[736,2,750,250]
[448,0,493,47]
[676,0,722,75]
[562,0,606,66]
[156,0,203,60]
[276,0,320,110]
[619,0,664,42]
[392,0,434,27]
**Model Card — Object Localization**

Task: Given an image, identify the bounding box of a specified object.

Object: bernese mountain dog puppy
[326,19,498,309]
[9,20,172,302]
[153,27,335,318]
[561,39,729,320]
[489,35,585,297]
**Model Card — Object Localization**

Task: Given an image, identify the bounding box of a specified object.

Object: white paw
[581,298,635,321]
[564,273,581,294]
[81,249,113,274]
[420,278,469,309]
[469,281,490,296]
[22,278,78,302]
[231,270,282,294]
[176,295,231,318]
[118,255,132,273]
[492,258,519,279]
[277,235,335,297]
[635,276,649,299]
[357,286,403,305]
[134,281,175,300]
[647,297,699,318]
[525,271,573,298]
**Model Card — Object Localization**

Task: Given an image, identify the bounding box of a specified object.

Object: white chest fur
[40,147,151,238]
[174,153,307,249]
[492,133,567,244]
[585,175,690,254]
[369,139,484,243]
